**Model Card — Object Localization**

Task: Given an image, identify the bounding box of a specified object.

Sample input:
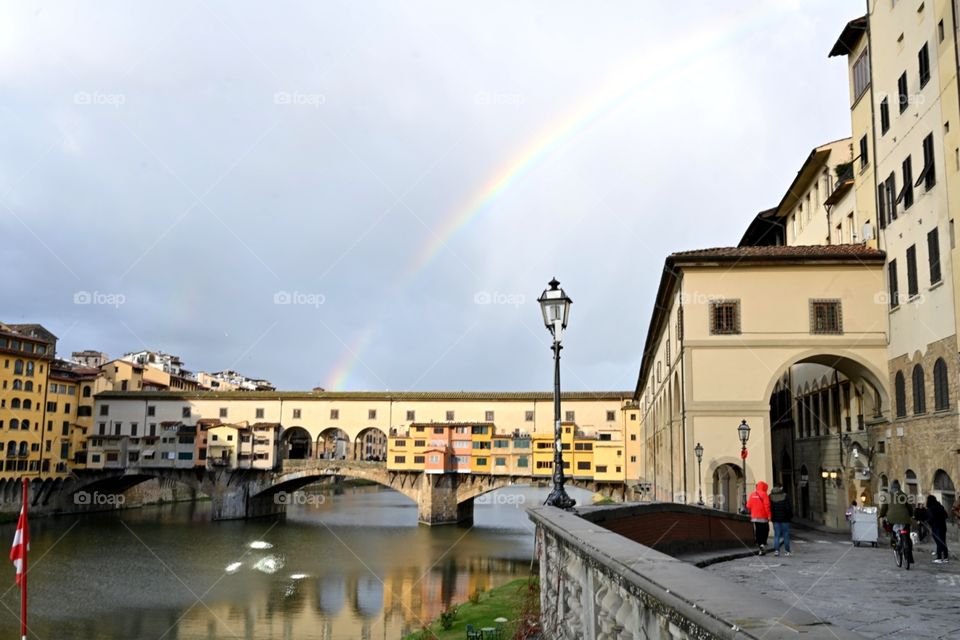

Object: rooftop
[829,16,868,58]
[95,390,633,401]
[670,244,884,263]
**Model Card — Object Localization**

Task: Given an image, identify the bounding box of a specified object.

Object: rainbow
[324,327,375,391]
[403,7,787,278]
[331,7,792,389]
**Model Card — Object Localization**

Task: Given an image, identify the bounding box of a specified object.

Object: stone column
[417,473,471,525]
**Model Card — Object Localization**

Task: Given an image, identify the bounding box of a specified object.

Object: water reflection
[0,484,587,640]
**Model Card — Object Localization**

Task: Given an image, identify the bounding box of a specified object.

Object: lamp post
[694,442,704,506]
[737,419,750,511]
[538,278,575,510]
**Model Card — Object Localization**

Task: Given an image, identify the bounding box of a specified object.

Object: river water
[0,483,592,640]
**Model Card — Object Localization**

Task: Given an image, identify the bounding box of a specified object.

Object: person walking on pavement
[746,481,772,555]
[845,501,857,525]
[925,495,950,563]
[769,485,793,557]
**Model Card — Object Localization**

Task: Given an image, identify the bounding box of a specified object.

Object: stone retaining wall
[529,504,865,640]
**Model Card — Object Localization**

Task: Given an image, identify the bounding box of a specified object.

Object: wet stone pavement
[707,527,960,639]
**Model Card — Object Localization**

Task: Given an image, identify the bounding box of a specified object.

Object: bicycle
[885,522,914,569]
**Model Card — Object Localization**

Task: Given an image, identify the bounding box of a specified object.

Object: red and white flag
[9,492,28,586]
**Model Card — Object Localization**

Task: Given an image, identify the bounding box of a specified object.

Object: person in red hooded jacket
[746,481,772,555]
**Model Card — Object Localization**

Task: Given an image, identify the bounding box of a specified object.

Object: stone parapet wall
[529,505,864,640]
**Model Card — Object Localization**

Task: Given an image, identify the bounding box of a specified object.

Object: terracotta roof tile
[670,244,884,261]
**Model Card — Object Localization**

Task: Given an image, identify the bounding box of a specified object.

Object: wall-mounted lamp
[821,468,842,487]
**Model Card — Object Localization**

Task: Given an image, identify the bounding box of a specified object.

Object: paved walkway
[707,526,960,639]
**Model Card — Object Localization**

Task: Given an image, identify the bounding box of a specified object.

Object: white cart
[851,506,879,547]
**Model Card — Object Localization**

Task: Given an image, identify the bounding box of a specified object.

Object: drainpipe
[678,276,687,504]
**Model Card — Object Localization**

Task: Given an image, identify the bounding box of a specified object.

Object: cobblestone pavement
[707,527,960,639]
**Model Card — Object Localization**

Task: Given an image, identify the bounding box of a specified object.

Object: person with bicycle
[879,481,914,562]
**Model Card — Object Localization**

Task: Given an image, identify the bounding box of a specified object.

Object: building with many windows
[828,2,960,519]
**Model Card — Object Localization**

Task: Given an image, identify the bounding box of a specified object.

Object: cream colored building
[634,246,889,513]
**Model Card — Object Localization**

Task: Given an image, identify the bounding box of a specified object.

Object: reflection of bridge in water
[177,556,531,640]
[27,459,629,525]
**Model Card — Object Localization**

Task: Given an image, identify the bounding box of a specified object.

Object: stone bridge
[0,461,632,525]
[266,460,630,524]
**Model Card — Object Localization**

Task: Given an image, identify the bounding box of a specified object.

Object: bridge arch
[281,426,313,460]
[352,427,387,461]
[317,428,350,460]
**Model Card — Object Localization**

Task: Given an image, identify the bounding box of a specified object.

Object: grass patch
[403,577,539,640]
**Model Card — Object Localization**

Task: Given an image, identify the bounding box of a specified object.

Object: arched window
[11,380,21,391]
[25,362,34,377]
[18,442,27,456]
[23,381,32,392]
[895,372,906,418]
[10,399,20,410]
[13,360,23,375]
[934,358,950,411]
[880,474,889,494]
[912,365,926,414]
[82,386,91,398]
[5,440,15,458]
[934,469,956,510]
[9,420,18,431]
[20,420,29,431]
[22,399,31,410]
[905,469,919,498]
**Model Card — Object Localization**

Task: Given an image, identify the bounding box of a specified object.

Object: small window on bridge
[525,411,534,422]
[368,409,377,420]
[406,410,415,421]
[330,409,339,420]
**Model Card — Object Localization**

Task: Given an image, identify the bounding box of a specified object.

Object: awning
[142,449,155,457]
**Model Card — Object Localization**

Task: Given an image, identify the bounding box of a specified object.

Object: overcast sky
[1,1,861,392]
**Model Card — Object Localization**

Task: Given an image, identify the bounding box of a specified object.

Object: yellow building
[0,323,57,478]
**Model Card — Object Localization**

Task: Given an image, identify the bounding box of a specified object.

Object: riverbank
[402,577,540,640]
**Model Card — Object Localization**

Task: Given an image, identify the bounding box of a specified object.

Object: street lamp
[538,278,575,510]
[694,442,704,506]
[737,419,750,510]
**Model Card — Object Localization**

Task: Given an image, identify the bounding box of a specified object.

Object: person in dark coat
[769,486,793,557]
[926,495,950,563]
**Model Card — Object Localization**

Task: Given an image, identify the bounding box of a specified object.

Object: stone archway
[712,463,742,514]
[353,427,387,461]
[281,427,313,460]
[317,428,350,460]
